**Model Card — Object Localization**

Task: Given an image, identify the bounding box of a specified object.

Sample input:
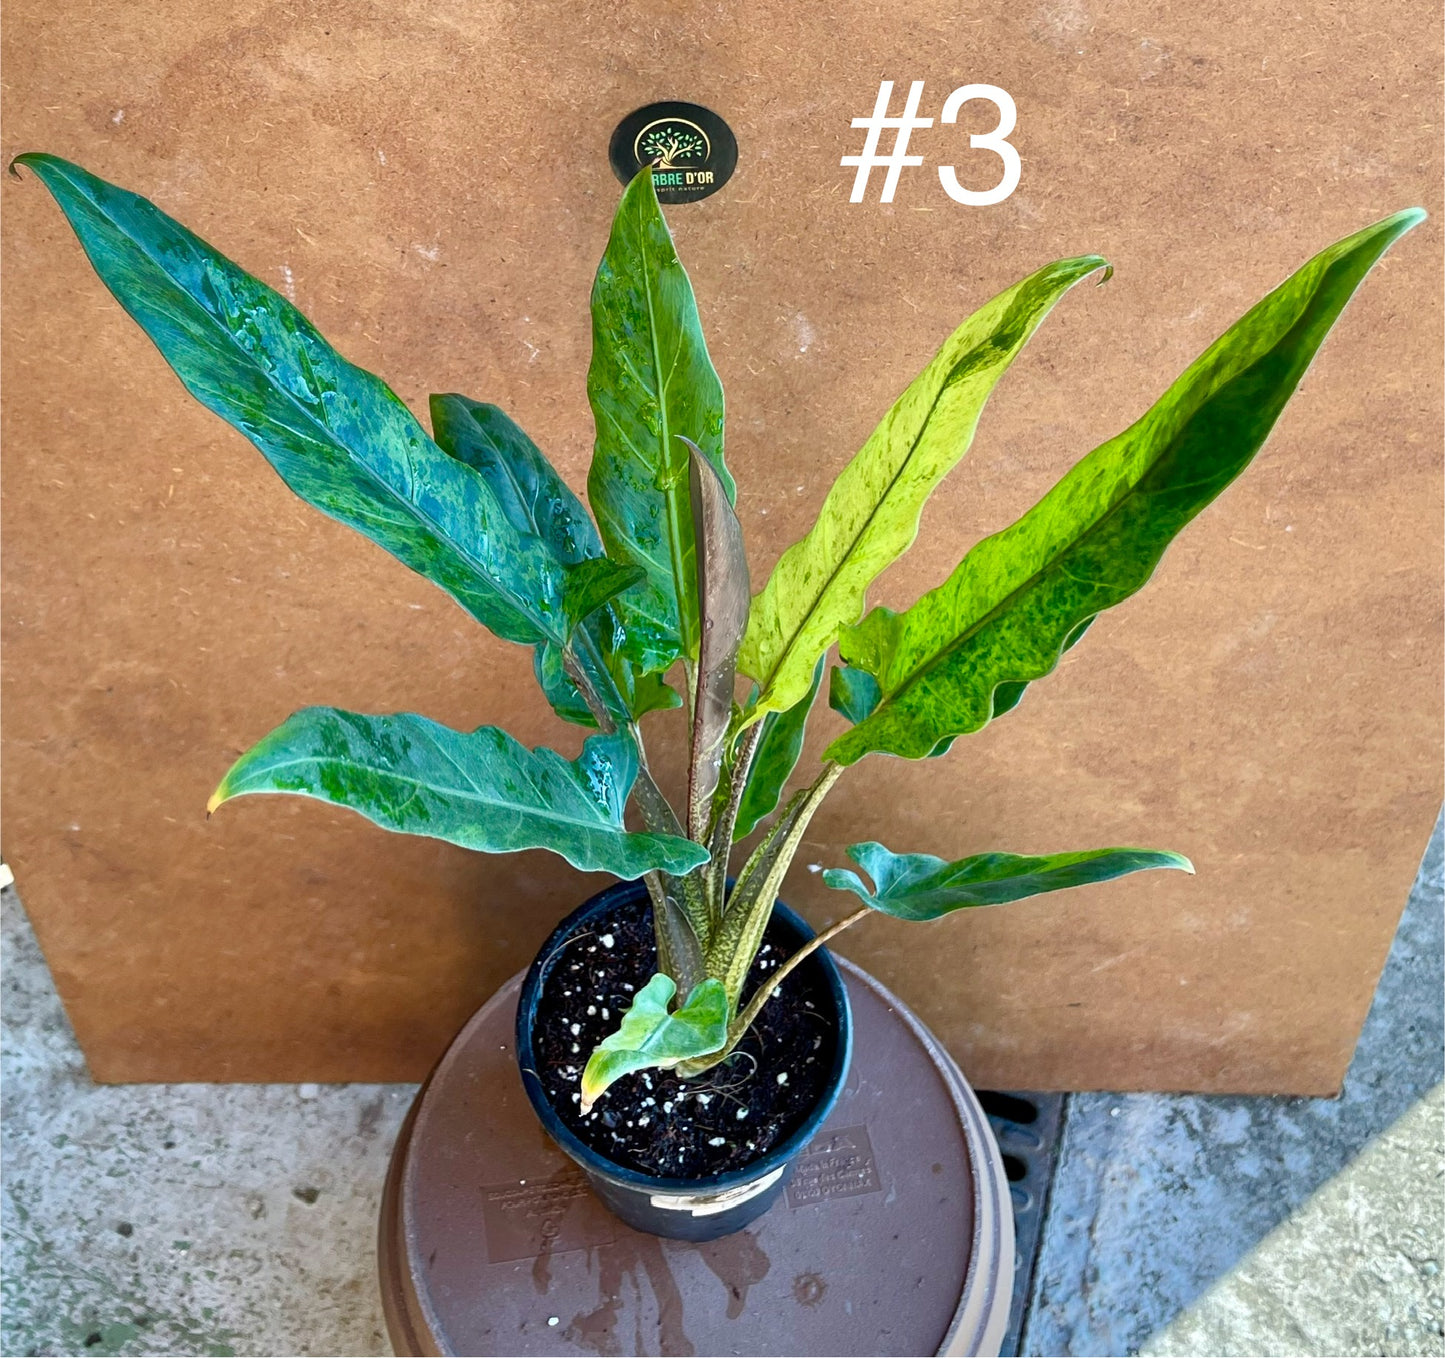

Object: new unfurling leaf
[685,438,750,842]
[580,973,728,1112]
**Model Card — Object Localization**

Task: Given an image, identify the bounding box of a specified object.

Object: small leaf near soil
[580,973,728,1113]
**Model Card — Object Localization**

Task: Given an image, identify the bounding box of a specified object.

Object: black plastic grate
[976,1090,1066,1358]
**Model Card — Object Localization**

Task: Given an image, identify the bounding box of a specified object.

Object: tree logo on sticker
[609,102,737,204]
[638,120,709,171]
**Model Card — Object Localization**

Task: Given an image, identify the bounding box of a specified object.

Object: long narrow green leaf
[587,168,731,674]
[734,657,825,840]
[579,974,728,1113]
[737,255,1109,718]
[829,209,1424,763]
[16,154,579,647]
[208,708,708,877]
[823,841,1193,919]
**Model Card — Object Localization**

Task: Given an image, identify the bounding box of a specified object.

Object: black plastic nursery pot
[515,878,853,1242]
[377,919,1015,1354]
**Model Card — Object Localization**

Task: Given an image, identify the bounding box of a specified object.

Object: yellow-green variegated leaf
[823,841,1193,919]
[579,974,728,1112]
[208,709,707,877]
[587,168,731,674]
[828,209,1424,763]
[737,255,1109,719]
[827,618,1093,749]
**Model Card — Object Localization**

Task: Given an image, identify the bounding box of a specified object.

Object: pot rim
[515,876,853,1197]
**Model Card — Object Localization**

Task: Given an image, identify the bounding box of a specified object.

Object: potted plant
[15,151,1421,1242]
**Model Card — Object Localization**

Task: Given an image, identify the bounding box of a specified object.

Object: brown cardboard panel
[2,0,1439,1090]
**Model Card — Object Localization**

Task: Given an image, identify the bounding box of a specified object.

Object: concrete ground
[3,815,1441,1357]
[1024,812,1444,1357]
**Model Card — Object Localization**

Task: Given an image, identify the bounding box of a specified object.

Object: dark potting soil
[531,894,838,1178]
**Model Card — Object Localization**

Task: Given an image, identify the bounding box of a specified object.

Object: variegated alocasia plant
[17,151,1421,1116]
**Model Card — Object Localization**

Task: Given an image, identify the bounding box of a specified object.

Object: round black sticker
[608,101,738,204]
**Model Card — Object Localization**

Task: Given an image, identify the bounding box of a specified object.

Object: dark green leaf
[559,557,646,636]
[735,657,825,840]
[535,621,682,730]
[580,974,728,1112]
[208,708,708,877]
[428,394,677,727]
[828,209,1425,763]
[685,439,751,838]
[823,841,1194,919]
[17,154,579,647]
[533,643,599,726]
[829,662,955,758]
[429,393,602,562]
[586,168,730,673]
[429,392,655,728]
[828,664,881,725]
[628,669,685,716]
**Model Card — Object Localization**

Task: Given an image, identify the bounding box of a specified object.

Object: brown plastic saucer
[378,957,1013,1357]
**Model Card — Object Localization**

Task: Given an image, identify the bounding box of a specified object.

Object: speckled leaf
[987,617,1095,720]
[738,255,1109,719]
[686,439,750,838]
[829,209,1425,763]
[823,841,1194,920]
[828,663,953,759]
[207,709,708,877]
[587,168,731,673]
[16,154,580,647]
[826,614,1092,751]
[580,974,728,1112]
[734,657,824,840]
[559,557,647,636]
[430,393,672,725]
